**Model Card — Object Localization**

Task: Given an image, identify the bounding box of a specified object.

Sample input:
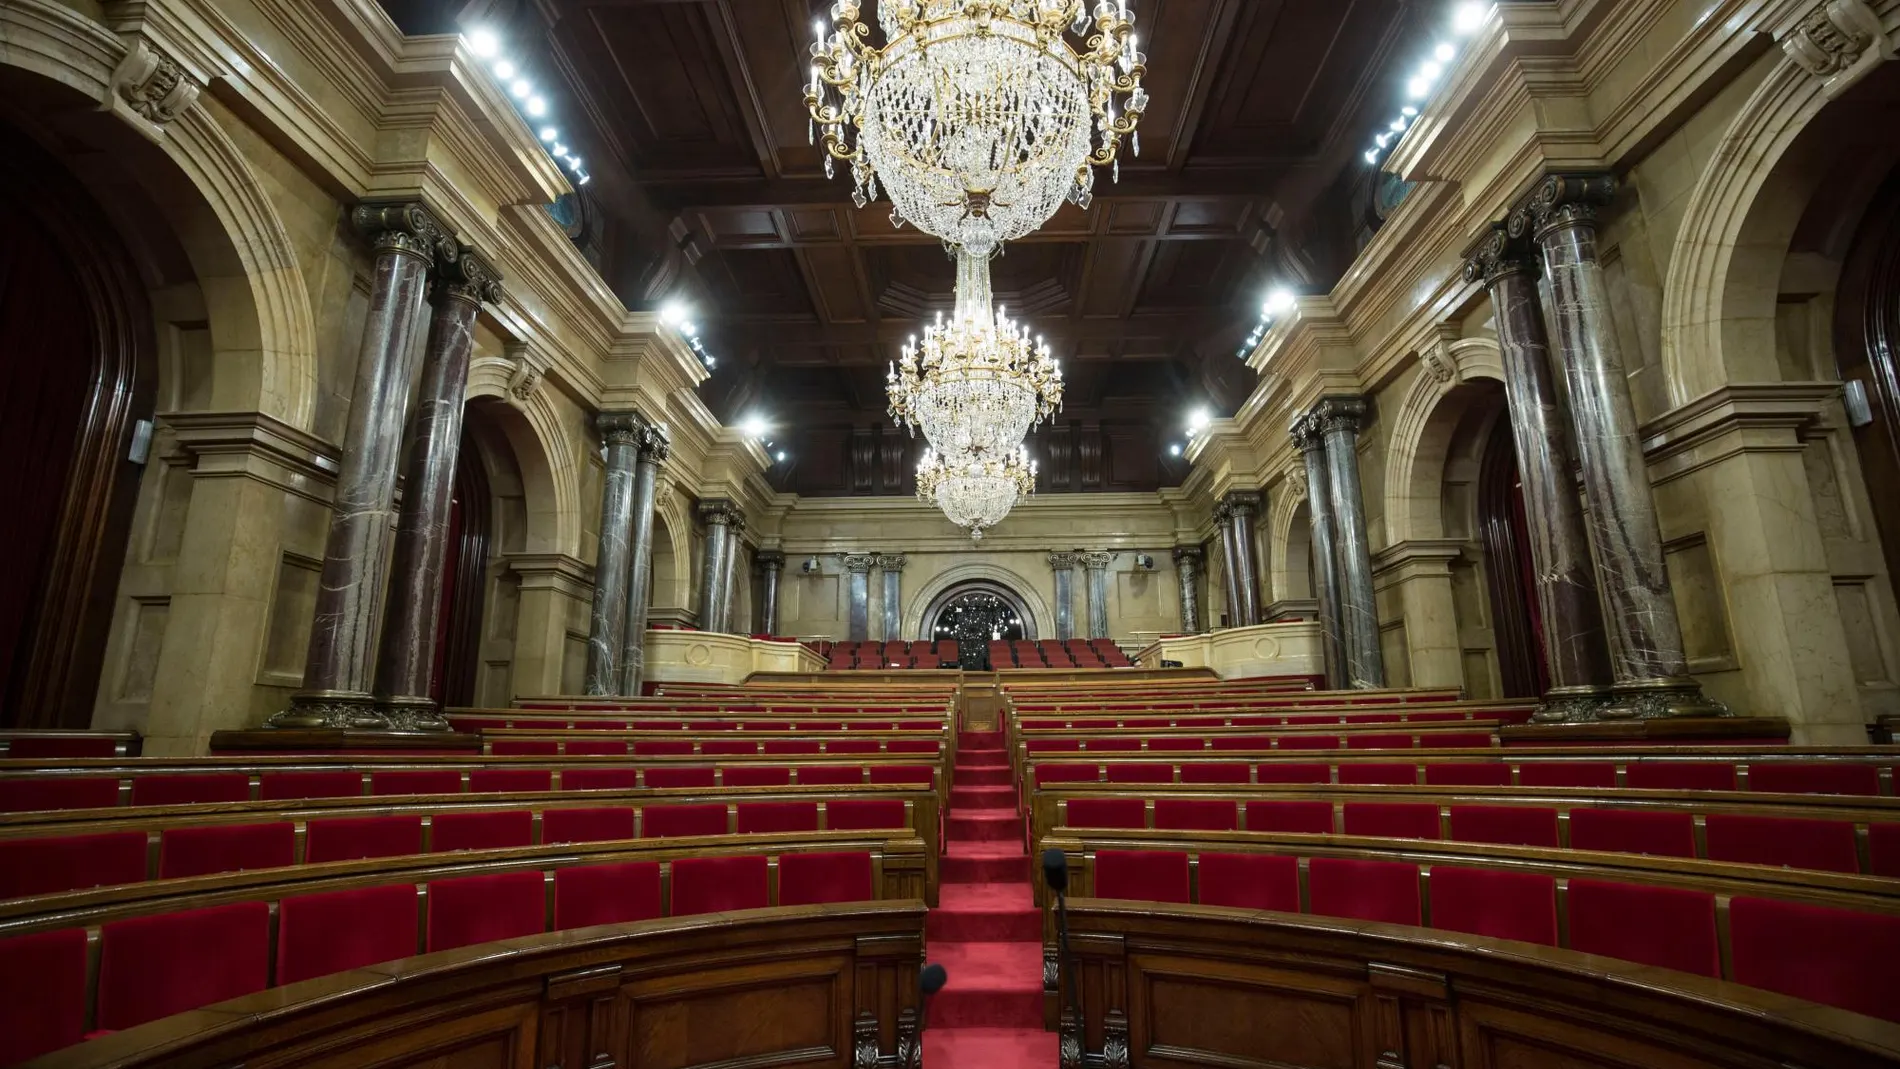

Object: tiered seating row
[988,638,1132,668]
[454,715,947,731]
[824,640,957,670]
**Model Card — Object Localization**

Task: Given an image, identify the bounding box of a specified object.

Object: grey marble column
[1293,417,1346,688]
[1222,491,1265,626]
[1172,546,1204,633]
[720,518,747,634]
[1048,551,1080,640]
[274,202,456,730]
[696,501,738,632]
[1315,397,1384,687]
[876,553,907,641]
[370,246,503,728]
[581,413,641,694]
[1465,224,1616,721]
[844,553,875,641]
[756,550,785,637]
[617,422,670,695]
[1522,174,1722,718]
[1082,551,1113,639]
[1212,502,1241,626]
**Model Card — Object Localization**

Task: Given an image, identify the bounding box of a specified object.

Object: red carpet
[925,730,1049,1064]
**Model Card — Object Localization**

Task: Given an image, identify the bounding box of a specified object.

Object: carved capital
[874,552,909,572]
[1081,550,1113,571]
[595,411,642,449]
[636,421,673,463]
[1044,947,1061,993]
[107,38,201,134]
[895,1008,921,1069]
[1460,222,1539,287]
[756,549,787,571]
[843,553,878,574]
[1511,173,1617,243]
[1171,545,1204,568]
[1782,0,1887,76]
[351,201,457,268]
[1219,490,1263,519]
[1048,550,1081,570]
[1311,395,1368,438]
[697,499,743,528]
[504,345,543,404]
[436,245,505,306]
[1289,411,1328,453]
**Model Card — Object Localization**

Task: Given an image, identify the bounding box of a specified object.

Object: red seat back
[469,769,553,793]
[1517,761,1616,789]
[1245,800,1332,834]
[427,871,544,951]
[1308,858,1420,925]
[1148,737,1206,752]
[1067,798,1146,829]
[554,862,662,930]
[0,831,147,898]
[563,768,640,791]
[1197,853,1298,910]
[643,803,728,838]
[1705,813,1859,873]
[158,822,295,879]
[0,928,88,1063]
[492,740,560,757]
[1154,799,1238,832]
[778,851,873,906]
[1105,763,1174,784]
[1345,733,1412,750]
[763,740,823,755]
[1423,762,1511,787]
[1447,805,1559,848]
[97,902,270,1029]
[735,802,819,834]
[0,776,121,812]
[672,855,768,914]
[1565,879,1718,977]
[645,767,717,789]
[1342,802,1439,840]
[1624,761,1735,791]
[702,740,758,756]
[1428,866,1556,946]
[371,769,462,796]
[1253,763,1330,785]
[867,765,934,786]
[1567,808,1696,858]
[432,809,534,852]
[1180,762,1251,784]
[260,770,364,800]
[1094,850,1189,904]
[542,806,636,845]
[1338,763,1417,786]
[1747,761,1880,797]
[305,814,424,863]
[1035,764,1098,785]
[1729,897,1900,1022]
[1277,735,1342,751]
[131,773,250,806]
[798,765,865,786]
[566,740,630,757]
[277,883,419,984]
[723,766,793,787]
[634,740,695,756]
[1870,822,1900,877]
[829,799,906,831]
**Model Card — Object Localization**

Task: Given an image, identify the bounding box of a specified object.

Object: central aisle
[923,729,1056,1065]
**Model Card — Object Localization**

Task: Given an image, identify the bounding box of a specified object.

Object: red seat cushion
[1870,823,1900,877]
[1567,808,1696,858]
[1094,850,1189,903]
[0,831,147,898]
[131,773,250,806]
[702,740,758,756]
[432,810,533,852]
[1424,762,1511,787]
[1448,805,1559,848]
[0,928,88,1063]
[259,770,363,800]
[1212,736,1277,751]
[158,822,295,879]
[491,740,560,756]
[723,766,793,787]
[566,740,630,757]
[643,803,728,838]
[1343,803,1440,840]
[1085,739,1142,753]
[778,851,873,905]
[1624,761,1735,791]
[645,767,716,789]
[1565,879,1718,977]
[1729,897,1900,1022]
[887,740,941,755]
[1308,857,1420,925]
[634,740,695,756]
[798,765,865,786]
[1345,733,1412,750]
[1066,798,1146,829]
[305,815,424,863]
[1154,799,1238,832]
[1427,733,1494,749]
[572,720,629,730]
[562,768,640,791]
[1197,853,1298,910]
[736,802,819,834]
[97,902,270,1029]
[1147,737,1207,752]
[1253,763,1330,785]
[554,862,662,930]
[371,769,462,796]
[828,740,881,755]
[1428,866,1556,946]
[1027,739,1083,754]
[1245,800,1333,834]
[672,855,768,914]
[763,740,823,755]
[1338,763,1418,786]
[427,871,545,951]
[1517,762,1616,789]
[1280,735,1344,751]
[1704,813,1859,873]
[828,799,907,831]
[1747,761,1880,797]
[1180,762,1251,784]
[276,883,419,984]
[1105,763,1175,784]
[867,765,934,786]
[0,776,121,812]
[1035,765,1098,785]
[542,806,636,845]
[469,769,553,793]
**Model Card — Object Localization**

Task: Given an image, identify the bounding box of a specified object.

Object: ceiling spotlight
[578,174,592,186]
[1406,77,1430,98]
[1265,288,1296,315]
[1453,2,1487,33]
[551,142,568,156]
[493,60,516,80]
[467,29,500,58]
[538,126,558,142]
[1389,118,1406,132]
[659,301,688,326]
[705,355,716,367]
[1401,106,1418,117]
[741,416,770,439]
[1420,61,1443,81]
[1168,443,1183,457]
[1364,149,1379,163]
[510,79,533,99]
[775,450,788,463]
[526,96,548,117]
[1189,408,1211,429]
[1434,42,1456,62]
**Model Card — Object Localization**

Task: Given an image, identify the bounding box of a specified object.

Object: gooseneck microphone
[1042,847,1070,894]
[1042,849,1083,1030]
[921,963,948,996]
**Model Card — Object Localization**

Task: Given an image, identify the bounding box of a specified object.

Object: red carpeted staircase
[923,730,1056,1065]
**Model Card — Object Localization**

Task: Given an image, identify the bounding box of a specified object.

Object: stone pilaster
[617,422,671,695]
[1048,551,1080,640]
[844,553,876,641]
[274,201,456,730]
[583,412,641,694]
[1081,551,1113,639]
[1313,396,1384,688]
[756,550,786,637]
[720,516,747,634]
[1221,491,1264,627]
[1171,546,1204,633]
[1212,500,1241,627]
[875,553,908,641]
[696,500,740,632]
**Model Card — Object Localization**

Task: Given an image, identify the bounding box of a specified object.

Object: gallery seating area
[824,640,960,670]
[986,638,1134,668]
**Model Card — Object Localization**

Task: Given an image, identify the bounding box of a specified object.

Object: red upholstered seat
[0,928,88,1064]
[1086,738,1142,753]
[97,902,270,1030]
[868,765,934,785]
[1406,712,1468,723]
[1517,761,1616,789]
[0,831,147,898]
[1072,719,1117,729]
[0,776,121,812]
[1254,763,1330,785]
[1343,802,1440,840]
[305,815,424,863]
[158,822,295,879]
[1747,761,1881,797]
[1624,761,1735,791]
[1233,716,1282,727]
[492,740,560,756]
[131,773,250,806]
[1125,719,1169,729]
[260,770,364,800]
[1338,763,1417,786]
[798,765,865,786]
[1027,739,1084,753]
[1066,798,1147,829]
[672,855,769,914]
[779,851,873,906]
[1277,735,1341,751]
[1568,808,1696,858]
[1154,799,1238,831]
[764,740,823,755]
[554,861,662,930]
[644,803,728,838]
[1308,857,1420,925]
[1209,736,1273,751]
[633,720,683,731]
[562,768,640,791]
[1147,738,1206,752]
[1343,713,1391,724]
[1106,763,1174,784]
[829,739,881,755]
[887,740,941,755]
[432,809,533,852]
[723,766,793,787]
[1429,733,1494,749]
[1197,853,1299,910]
[1448,805,1559,848]
[829,799,907,831]
[572,720,629,730]
[736,802,819,834]
[1244,800,1333,834]
[1871,823,1900,877]
[1566,879,1718,977]
[1180,762,1251,784]
[1345,733,1412,750]
[1428,866,1557,946]
[702,740,758,756]
[896,720,939,730]
[1704,813,1859,873]
[7,736,119,758]
[470,769,553,793]
[427,871,545,951]
[1424,763,1512,787]
[371,769,462,796]
[565,740,630,756]
[276,883,419,985]
[1176,717,1224,729]
[846,720,895,731]
[634,740,695,756]
[542,806,636,845]
[1094,849,1190,903]
[747,722,793,732]
[645,767,717,789]
[1035,765,1098,785]
[1729,897,1900,1022]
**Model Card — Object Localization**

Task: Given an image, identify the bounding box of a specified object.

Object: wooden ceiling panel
[697,247,815,316]
[799,245,871,323]
[580,4,757,174]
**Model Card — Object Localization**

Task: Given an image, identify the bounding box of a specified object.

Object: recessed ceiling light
[526,97,547,116]
[1454,2,1487,34]
[510,79,533,99]
[494,60,516,80]
[538,126,558,141]
[1434,42,1455,62]
[467,29,500,58]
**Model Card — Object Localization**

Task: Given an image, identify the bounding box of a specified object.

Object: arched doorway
[923,581,1035,670]
[1476,417,1548,698]
[434,431,492,708]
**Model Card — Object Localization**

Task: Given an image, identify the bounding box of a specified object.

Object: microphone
[1042,849,1083,1030]
[1042,847,1069,893]
[921,963,947,996]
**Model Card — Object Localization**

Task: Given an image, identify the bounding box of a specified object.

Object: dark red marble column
[618,422,671,694]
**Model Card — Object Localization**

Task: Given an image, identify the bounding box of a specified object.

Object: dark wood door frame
[1837,165,1900,586]
[1478,415,1549,698]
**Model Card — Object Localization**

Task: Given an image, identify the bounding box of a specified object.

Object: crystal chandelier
[917,445,1038,541]
[805,0,1148,255]
[888,250,1063,461]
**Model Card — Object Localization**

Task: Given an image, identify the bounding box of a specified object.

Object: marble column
[370,245,503,727]
[616,422,670,696]
[756,550,786,637]
[1172,546,1204,633]
[1315,397,1384,687]
[581,413,642,694]
[1293,417,1346,688]
[1222,491,1265,626]
[1212,502,1241,626]
[1465,223,1616,720]
[696,501,738,632]
[720,517,747,634]
[1048,551,1080,640]
[844,554,875,641]
[274,202,455,730]
[876,553,907,641]
[1082,551,1113,639]
[1521,174,1722,717]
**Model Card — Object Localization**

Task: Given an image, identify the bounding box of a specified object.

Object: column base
[376,695,453,733]
[1603,677,1730,719]
[267,690,391,730]
[1531,686,1617,723]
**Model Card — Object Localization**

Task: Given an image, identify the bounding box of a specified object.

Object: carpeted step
[923,1027,1058,1066]
[943,841,1028,883]
[951,784,1016,810]
[926,882,1041,942]
[925,941,1046,1029]
[948,810,1022,843]
[953,765,1012,787]
[956,747,1009,768]
[957,732,1005,748]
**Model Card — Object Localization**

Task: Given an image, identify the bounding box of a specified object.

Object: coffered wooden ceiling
[529,0,1416,494]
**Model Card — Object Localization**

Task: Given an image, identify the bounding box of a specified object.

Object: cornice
[1640,382,1838,483]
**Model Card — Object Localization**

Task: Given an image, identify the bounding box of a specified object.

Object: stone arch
[902,562,1050,641]
[919,581,1037,641]
[1266,470,1309,605]
[468,357,579,554]
[649,484,694,616]
[1382,339,1506,544]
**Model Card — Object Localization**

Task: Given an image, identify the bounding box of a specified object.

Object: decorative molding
[873,552,909,572]
[502,343,544,405]
[351,200,458,269]
[1080,551,1114,571]
[637,420,673,463]
[1780,0,1888,79]
[1310,395,1369,437]
[895,1008,921,1069]
[1102,1009,1131,1069]
[1171,545,1205,566]
[437,244,504,307]
[1047,550,1081,570]
[595,411,642,448]
[852,1010,879,1069]
[1218,490,1264,518]
[105,37,201,137]
[1509,173,1617,243]
[697,498,743,527]
[843,553,878,574]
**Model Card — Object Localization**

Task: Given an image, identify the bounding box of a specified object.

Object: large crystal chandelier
[917,446,1038,541]
[805,0,1148,255]
[888,250,1063,461]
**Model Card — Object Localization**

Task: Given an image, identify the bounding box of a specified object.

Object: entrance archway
[922,580,1036,669]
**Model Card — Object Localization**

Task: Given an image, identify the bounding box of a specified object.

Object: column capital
[1460,222,1539,287]
[1511,173,1617,243]
[1171,545,1204,566]
[697,499,743,527]
[1289,412,1328,453]
[1218,490,1263,518]
[1047,550,1081,570]
[1311,395,1368,437]
[596,410,643,447]
[636,420,673,462]
[873,552,909,572]
[351,200,456,268]
[843,553,877,573]
[435,245,505,307]
[1080,551,1113,571]
[756,549,786,569]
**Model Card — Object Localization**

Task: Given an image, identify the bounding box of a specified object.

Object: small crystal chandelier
[806,0,1148,255]
[917,445,1038,541]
